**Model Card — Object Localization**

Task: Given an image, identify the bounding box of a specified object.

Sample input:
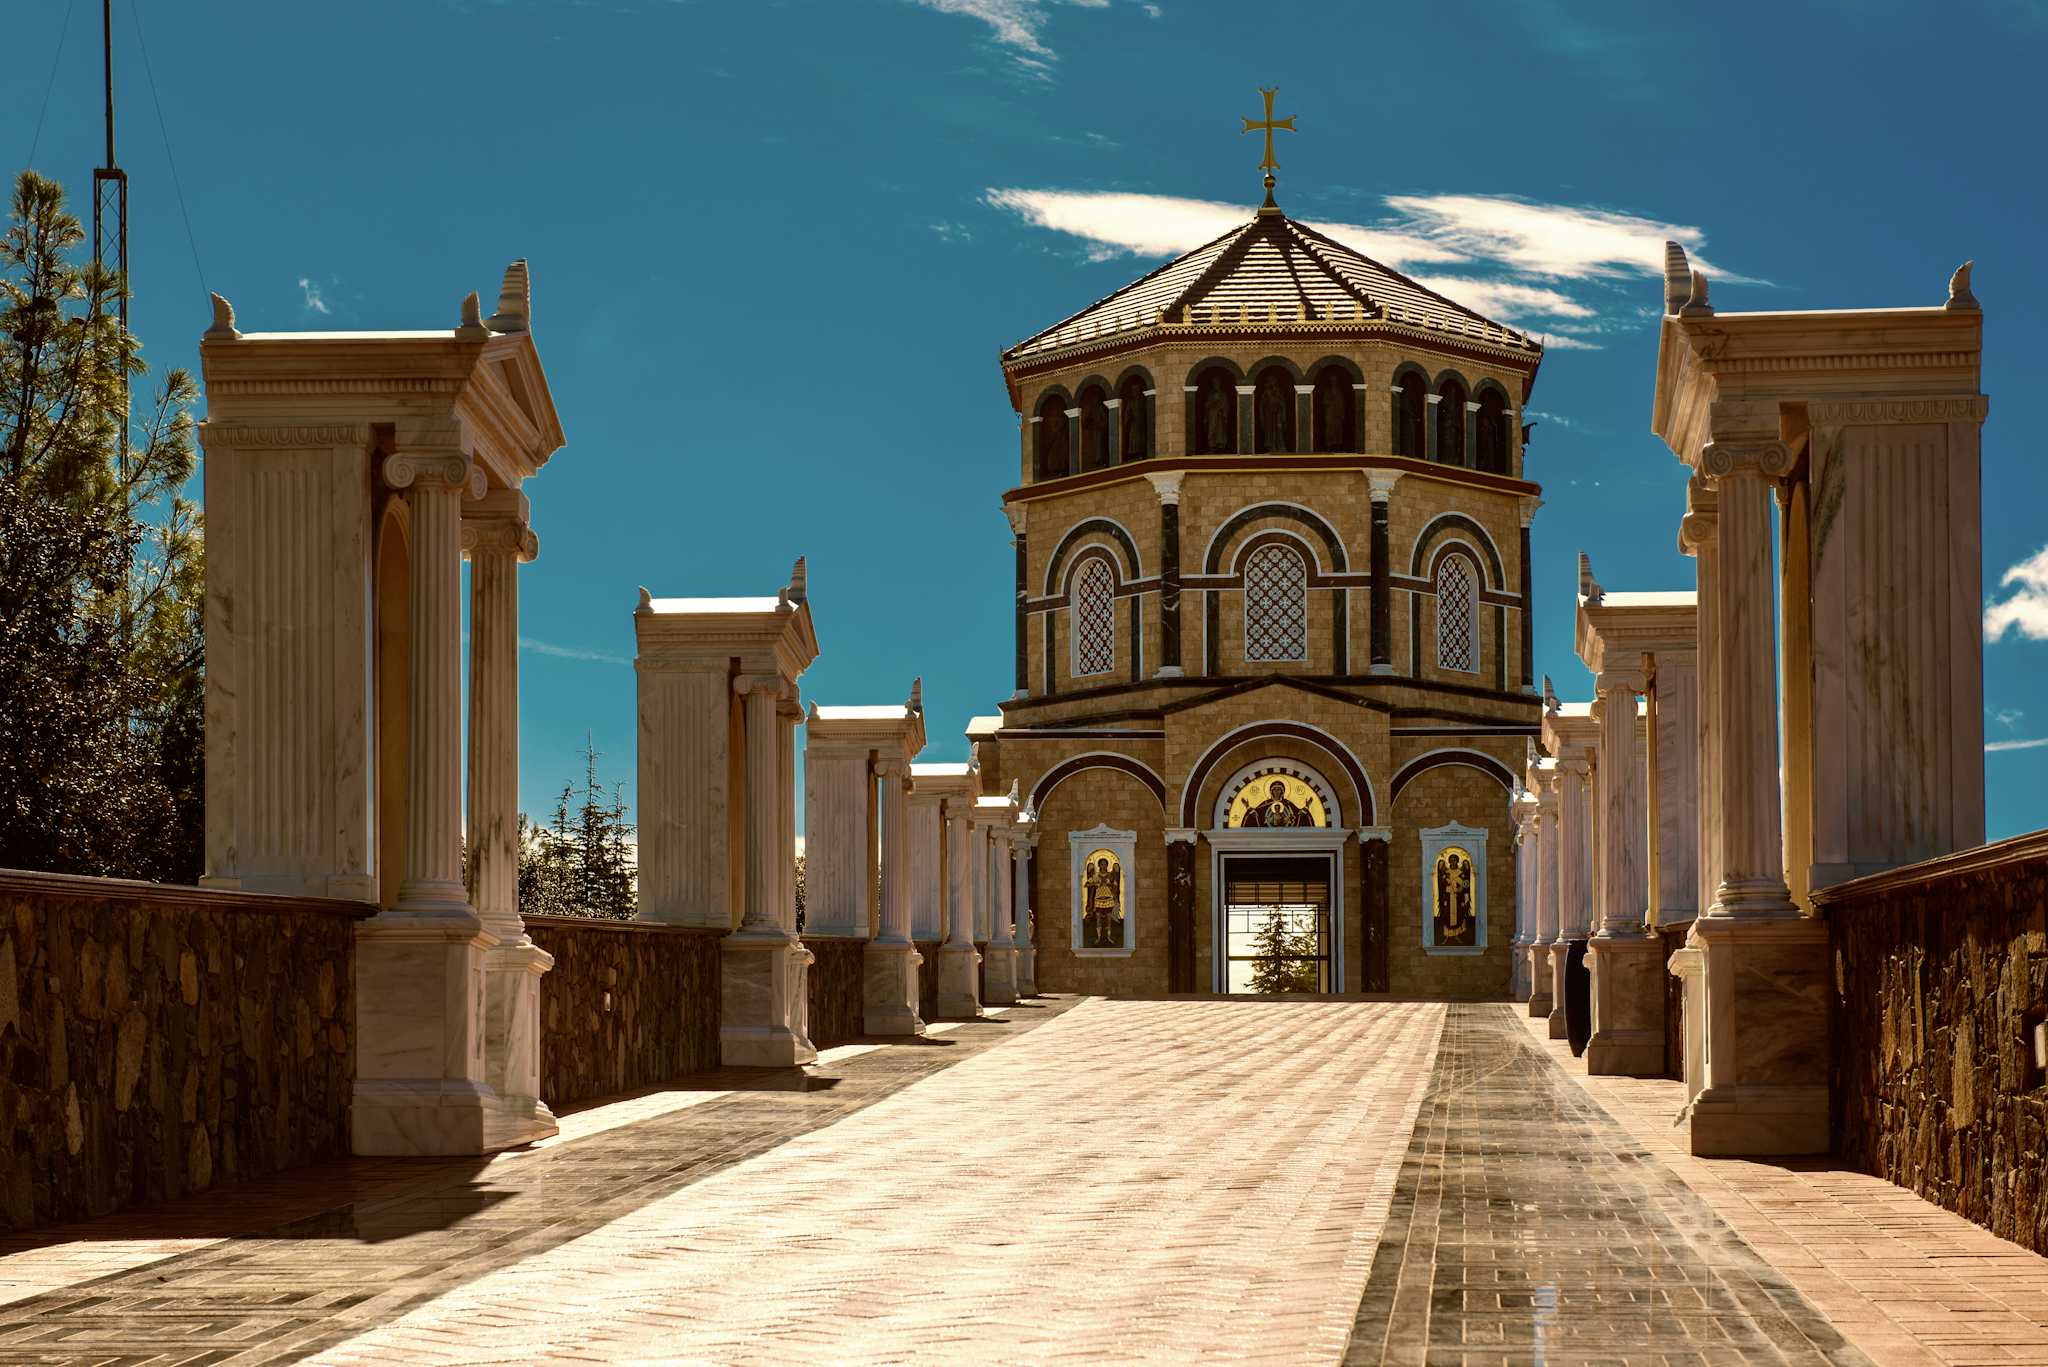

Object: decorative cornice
[1805,395,1989,425]
[200,422,373,448]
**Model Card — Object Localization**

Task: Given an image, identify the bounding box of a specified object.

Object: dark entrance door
[1222,854,1333,994]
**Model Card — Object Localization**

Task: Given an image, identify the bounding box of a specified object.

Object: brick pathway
[1523,1014,2048,1367]
[1348,1005,1871,1367]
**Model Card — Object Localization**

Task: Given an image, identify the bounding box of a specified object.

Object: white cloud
[1987,736,2048,753]
[1991,707,2025,729]
[520,636,630,666]
[297,277,330,315]
[1533,333,1602,351]
[1985,544,2048,642]
[907,0,1123,67]
[1526,409,1576,428]
[983,187,1747,331]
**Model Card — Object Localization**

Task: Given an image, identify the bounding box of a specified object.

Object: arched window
[1311,367,1354,453]
[1395,372,1427,458]
[1243,543,1308,662]
[1436,378,1468,467]
[1036,393,1069,479]
[1252,366,1295,454]
[1118,375,1149,460]
[1192,367,1237,455]
[1071,556,1115,677]
[1474,389,1507,473]
[1078,384,1110,471]
[1435,552,1477,672]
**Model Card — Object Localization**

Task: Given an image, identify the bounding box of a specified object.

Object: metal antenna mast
[91,0,129,463]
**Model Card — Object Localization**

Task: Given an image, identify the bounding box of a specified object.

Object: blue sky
[12,0,2048,841]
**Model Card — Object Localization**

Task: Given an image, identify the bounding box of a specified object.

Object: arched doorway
[1207,760,1348,994]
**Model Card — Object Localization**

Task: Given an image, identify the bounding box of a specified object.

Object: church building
[970,105,1544,997]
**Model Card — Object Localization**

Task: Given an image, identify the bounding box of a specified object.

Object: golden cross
[1241,86,1295,176]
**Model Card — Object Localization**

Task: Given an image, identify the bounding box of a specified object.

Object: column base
[982,944,1019,1005]
[934,943,983,1019]
[1682,912,1830,1156]
[1526,945,1553,1018]
[483,936,558,1145]
[862,939,926,1037]
[1546,943,1569,1038]
[720,924,818,1068]
[353,909,502,1157]
[1016,947,1037,996]
[1586,931,1668,1077]
[353,1078,502,1157]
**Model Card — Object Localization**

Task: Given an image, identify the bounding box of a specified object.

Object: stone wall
[525,916,721,1111]
[806,936,866,1048]
[1821,831,2048,1257]
[0,870,365,1234]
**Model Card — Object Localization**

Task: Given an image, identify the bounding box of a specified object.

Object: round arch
[1179,720,1376,828]
[1202,500,1349,574]
[1388,748,1517,808]
[1029,752,1168,815]
[1408,512,1505,589]
[1043,516,1143,596]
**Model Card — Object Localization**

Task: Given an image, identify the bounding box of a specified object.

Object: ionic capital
[1699,439,1794,480]
[384,452,485,499]
[873,755,911,779]
[1145,470,1185,506]
[461,518,539,562]
[733,672,783,699]
[1593,668,1647,699]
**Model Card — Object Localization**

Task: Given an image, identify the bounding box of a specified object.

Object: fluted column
[1529,782,1557,1020]
[738,676,782,929]
[777,690,801,933]
[862,755,923,1035]
[1012,824,1038,995]
[388,453,481,913]
[877,758,911,944]
[990,829,1016,951]
[936,799,982,1018]
[1592,672,1649,936]
[1681,481,1723,921]
[463,500,555,1145]
[981,813,1020,1005]
[1549,755,1591,1040]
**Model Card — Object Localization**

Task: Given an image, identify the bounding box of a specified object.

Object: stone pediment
[1158,674,1391,719]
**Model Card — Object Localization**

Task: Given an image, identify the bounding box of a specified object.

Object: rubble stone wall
[1822,832,2048,1256]
[0,870,366,1234]
[526,916,722,1110]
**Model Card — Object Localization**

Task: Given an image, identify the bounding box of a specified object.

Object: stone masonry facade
[525,917,722,1112]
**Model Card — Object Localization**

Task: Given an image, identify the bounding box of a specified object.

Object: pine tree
[0,171,203,880]
[1248,908,1320,994]
[514,738,637,919]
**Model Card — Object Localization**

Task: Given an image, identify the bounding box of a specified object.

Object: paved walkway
[4,998,2047,1364]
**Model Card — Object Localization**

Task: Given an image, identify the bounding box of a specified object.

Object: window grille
[1244,544,1308,662]
[1072,558,1115,676]
[1436,553,1477,672]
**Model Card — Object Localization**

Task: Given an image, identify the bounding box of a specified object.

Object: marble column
[1511,795,1536,1002]
[1361,829,1391,992]
[1549,756,1591,1040]
[863,755,923,1036]
[1689,447,1826,1155]
[1529,771,1558,1020]
[935,799,982,1018]
[463,503,555,1146]
[1166,830,1198,991]
[1012,819,1038,995]
[1367,473,1397,675]
[983,821,1020,1005]
[720,676,816,1066]
[1586,670,1663,1076]
[353,450,496,1157]
[1148,472,1184,677]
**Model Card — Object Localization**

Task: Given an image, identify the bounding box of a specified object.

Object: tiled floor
[1347,1005,1871,1367]
[4,998,2046,1365]
[1524,1014,2048,1367]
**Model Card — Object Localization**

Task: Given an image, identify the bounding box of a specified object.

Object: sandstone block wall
[805,936,866,1048]
[0,871,364,1234]
[1822,833,2048,1257]
[525,916,720,1110]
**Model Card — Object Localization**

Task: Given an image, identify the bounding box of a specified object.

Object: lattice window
[1244,544,1308,662]
[1436,552,1477,672]
[1072,557,1115,676]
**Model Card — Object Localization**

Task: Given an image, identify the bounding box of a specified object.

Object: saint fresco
[1226,773,1327,829]
[1080,849,1125,949]
[1431,846,1478,947]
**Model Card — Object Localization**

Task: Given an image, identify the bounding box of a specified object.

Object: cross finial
[1241,86,1295,214]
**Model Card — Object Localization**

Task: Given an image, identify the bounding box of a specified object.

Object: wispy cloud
[520,636,630,666]
[1987,736,2048,753]
[1985,544,2048,642]
[930,220,973,243]
[1991,707,2025,729]
[984,187,1743,333]
[297,277,330,315]
[908,0,1132,69]
[1526,409,1577,428]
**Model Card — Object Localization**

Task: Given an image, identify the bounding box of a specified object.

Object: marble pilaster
[935,788,983,1019]
[1013,816,1038,996]
[978,789,1020,1005]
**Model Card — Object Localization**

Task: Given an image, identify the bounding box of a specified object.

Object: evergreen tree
[1248,908,1320,994]
[0,171,203,880]
[515,737,637,919]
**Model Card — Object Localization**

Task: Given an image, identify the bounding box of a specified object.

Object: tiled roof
[1001,209,1540,365]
